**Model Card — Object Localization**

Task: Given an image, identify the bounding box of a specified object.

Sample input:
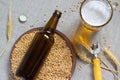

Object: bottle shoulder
[36,31,54,42]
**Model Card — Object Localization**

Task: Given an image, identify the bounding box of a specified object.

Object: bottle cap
[19,14,28,23]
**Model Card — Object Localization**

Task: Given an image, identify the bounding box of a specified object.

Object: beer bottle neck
[44,10,62,35]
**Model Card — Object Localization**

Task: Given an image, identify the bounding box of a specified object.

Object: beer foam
[81,0,111,26]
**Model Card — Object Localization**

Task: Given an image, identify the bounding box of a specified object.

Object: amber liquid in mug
[72,0,112,50]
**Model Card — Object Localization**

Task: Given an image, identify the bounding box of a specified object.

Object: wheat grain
[7,5,12,41]
[104,48,120,68]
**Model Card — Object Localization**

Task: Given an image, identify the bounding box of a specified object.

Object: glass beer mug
[72,0,113,52]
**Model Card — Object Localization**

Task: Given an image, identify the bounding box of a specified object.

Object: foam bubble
[81,0,112,26]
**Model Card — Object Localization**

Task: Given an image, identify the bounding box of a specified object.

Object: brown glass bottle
[16,10,62,80]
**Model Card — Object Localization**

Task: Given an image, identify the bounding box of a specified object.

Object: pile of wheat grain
[10,30,73,80]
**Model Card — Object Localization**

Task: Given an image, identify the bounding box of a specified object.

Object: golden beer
[72,0,113,52]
